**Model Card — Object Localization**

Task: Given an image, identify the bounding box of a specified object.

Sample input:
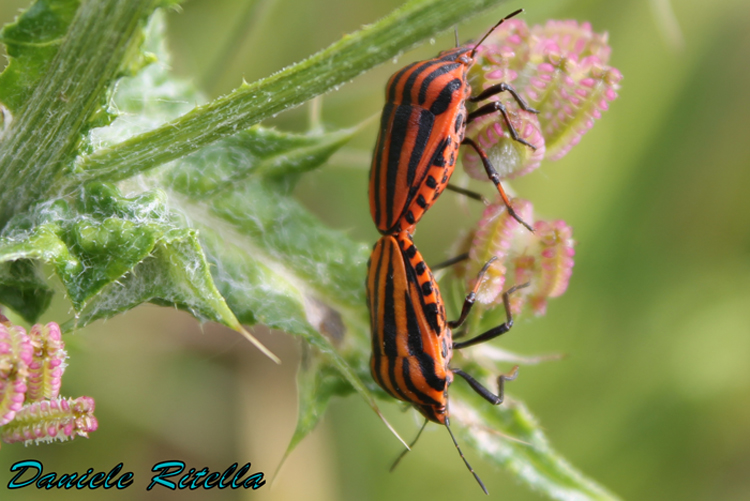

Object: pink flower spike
[0,324,31,426]
[463,199,535,306]
[468,18,620,163]
[532,220,576,301]
[1,396,98,445]
[26,322,67,402]
[458,199,576,317]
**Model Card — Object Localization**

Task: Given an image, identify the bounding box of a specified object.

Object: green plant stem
[0,0,158,229]
[73,0,508,186]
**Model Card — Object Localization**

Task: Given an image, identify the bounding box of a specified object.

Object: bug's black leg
[452,366,519,405]
[445,183,490,204]
[466,102,537,150]
[389,418,429,472]
[432,252,470,271]
[448,257,499,329]
[469,82,540,114]
[453,282,529,349]
[461,138,535,233]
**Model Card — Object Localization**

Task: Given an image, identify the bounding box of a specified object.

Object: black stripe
[388,61,419,102]
[418,63,461,105]
[385,105,413,228]
[372,103,394,228]
[401,60,438,105]
[430,78,462,116]
[402,360,441,406]
[405,109,434,189]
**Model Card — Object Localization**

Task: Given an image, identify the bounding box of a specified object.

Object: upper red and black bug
[368,9,539,236]
[366,230,526,494]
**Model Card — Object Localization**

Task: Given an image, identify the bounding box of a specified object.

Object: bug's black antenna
[389,418,429,472]
[454,26,460,48]
[470,8,524,59]
[445,417,488,495]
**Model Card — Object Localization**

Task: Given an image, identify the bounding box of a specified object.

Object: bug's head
[416,402,447,424]
[437,46,474,66]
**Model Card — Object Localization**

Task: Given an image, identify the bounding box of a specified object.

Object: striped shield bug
[366,230,527,494]
[369,9,539,236]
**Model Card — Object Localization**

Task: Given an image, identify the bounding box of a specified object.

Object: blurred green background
[1,0,749,499]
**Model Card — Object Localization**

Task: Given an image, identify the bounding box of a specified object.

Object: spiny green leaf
[67,230,238,329]
[0,185,206,318]
[0,181,277,361]
[0,185,163,309]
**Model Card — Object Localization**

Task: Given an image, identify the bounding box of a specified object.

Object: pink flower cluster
[463,19,621,178]
[460,199,575,317]
[0,313,96,446]
[452,18,619,317]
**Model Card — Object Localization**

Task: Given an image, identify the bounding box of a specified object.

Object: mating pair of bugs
[366,9,539,495]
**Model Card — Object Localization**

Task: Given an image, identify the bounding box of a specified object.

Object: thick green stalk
[0,0,158,229]
[74,0,508,185]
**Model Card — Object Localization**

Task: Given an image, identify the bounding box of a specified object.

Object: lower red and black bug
[366,231,526,494]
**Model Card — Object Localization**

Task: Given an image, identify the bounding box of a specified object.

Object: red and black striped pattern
[366,12,533,493]
[369,48,472,235]
[366,231,453,423]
